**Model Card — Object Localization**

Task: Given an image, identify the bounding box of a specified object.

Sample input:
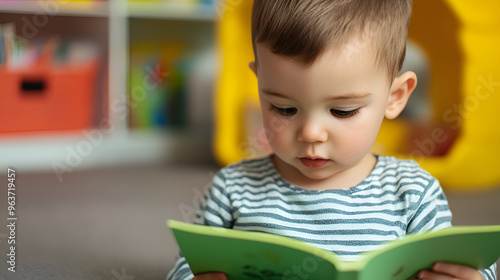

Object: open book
[168,220,500,280]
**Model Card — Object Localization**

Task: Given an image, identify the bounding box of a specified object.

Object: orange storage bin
[0,60,98,133]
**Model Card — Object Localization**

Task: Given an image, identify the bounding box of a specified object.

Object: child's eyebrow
[328,92,373,100]
[262,89,372,100]
[261,89,289,99]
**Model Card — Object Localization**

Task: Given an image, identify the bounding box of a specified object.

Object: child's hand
[412,262,484,280]
[192,272,226,280]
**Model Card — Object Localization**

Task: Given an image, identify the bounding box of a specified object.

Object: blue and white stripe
[167,155,496,280]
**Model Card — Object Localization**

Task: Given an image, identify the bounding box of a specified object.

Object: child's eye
[270,105,297,116]
[330,108,360,118]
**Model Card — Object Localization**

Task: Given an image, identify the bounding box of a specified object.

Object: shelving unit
[0,0,217,172]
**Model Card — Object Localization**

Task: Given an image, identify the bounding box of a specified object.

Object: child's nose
[297,119,328,143]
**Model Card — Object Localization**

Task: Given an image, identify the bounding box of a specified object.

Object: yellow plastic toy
[214,0,500,190]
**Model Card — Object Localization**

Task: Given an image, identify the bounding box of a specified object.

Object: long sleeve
[406,178,452,233]
[167,170,233,280]
[167,256,193,280]
[480,262,497,280]
[406,178,496,280]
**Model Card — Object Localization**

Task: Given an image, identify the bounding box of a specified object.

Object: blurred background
[0,0,499,279]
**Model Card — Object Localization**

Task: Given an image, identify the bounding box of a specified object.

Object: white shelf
[127,1,215,21]
[0,1,110,17]
[0,129,211,173]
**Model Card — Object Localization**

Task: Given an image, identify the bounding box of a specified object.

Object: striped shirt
[167,155,497,280]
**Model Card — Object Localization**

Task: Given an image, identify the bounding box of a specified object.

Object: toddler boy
[168,0,497,279]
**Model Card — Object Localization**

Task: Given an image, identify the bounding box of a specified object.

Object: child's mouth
[298,157,331,168]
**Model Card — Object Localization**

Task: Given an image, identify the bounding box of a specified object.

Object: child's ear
[385,71,418,120]
[249,61,257,75]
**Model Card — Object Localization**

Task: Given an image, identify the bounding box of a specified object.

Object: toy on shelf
[213,0,500,190]
[128,42,192,129]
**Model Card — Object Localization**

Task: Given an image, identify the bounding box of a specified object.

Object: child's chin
[298,169,335,181]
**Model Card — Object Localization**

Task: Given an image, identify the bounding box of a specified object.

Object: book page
[359,227,500,280]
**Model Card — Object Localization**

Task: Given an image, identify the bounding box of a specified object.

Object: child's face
[251,39,410,189]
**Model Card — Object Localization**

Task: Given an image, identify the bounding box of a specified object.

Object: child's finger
[417,269,451,280]
[431,262,482,279]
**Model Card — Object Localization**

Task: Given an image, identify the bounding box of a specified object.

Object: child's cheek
[335,118,381,158]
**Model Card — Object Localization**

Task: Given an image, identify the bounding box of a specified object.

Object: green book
[168,220,500,280]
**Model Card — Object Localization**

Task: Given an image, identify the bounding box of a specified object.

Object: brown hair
[251,0,412,81]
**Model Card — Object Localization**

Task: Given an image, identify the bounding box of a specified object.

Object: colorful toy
[129,43,189,129]
[214,0,500,190]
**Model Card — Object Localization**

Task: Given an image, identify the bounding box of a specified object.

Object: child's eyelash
[269,105,360,118]
[270,105,297,116]
[330,108,360,118]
